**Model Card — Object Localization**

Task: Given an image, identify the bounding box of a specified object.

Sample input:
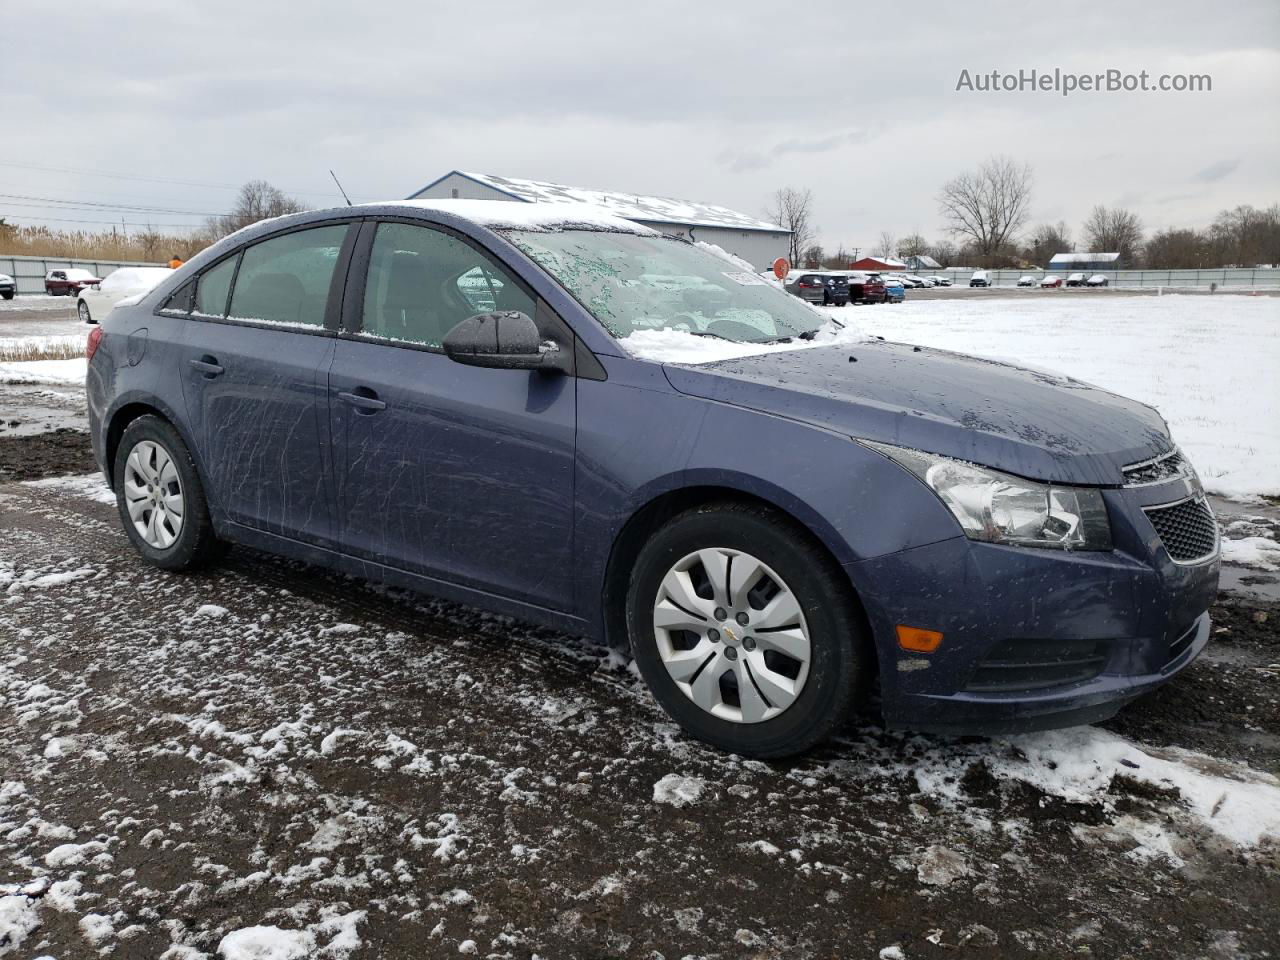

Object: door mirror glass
[442,311,568,372]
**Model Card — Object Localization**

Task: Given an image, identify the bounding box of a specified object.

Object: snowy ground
[1,475,1278,959]
[818,294,1280,500]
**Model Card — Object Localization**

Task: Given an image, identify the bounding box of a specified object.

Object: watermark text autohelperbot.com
[955,68,1211,96]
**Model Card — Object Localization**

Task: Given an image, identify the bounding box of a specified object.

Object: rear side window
[361,222,535,348]
[194,256,237,316]
[163,279,196,314]
[228,225,348,327]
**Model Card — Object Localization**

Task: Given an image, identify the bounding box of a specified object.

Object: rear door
[327,219,577,611]
[178,221,356,546]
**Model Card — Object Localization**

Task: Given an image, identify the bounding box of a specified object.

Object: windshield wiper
[687,330,734,341]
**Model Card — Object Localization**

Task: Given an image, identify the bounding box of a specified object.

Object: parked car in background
[848,271,888,304]
[86,199,1219,758]
[927,275,952,287]
[45,268,102,297]
[785,272,848,306]
[1016,276,1037,287]
[883,278,906,303]
[903,274,934,288]
[1087,274,1109,287]
[1041,275,1064,288]
[969,270,989,287]
[78,267,175,324]
[0,273,15,300]
[1066,272,1087,287]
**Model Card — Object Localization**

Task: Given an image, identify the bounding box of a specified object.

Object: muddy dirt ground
[2,429,1278,959]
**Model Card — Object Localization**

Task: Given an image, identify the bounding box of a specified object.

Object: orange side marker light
[896,625,943,653]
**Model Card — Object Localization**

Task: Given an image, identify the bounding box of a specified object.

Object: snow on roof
[418,172,787,234]
[371,199,657,235]
[1049,251,1121,263]
[908,255,942,269]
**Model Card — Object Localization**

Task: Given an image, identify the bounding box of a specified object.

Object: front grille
[1123,448,1187,485]
[1144,497,1218,563]
[964,637,1109,693]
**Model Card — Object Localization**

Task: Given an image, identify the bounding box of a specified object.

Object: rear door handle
[188,357,224,377]
[337,390,387,413]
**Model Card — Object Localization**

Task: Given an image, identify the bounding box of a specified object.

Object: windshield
[506,230,828,343]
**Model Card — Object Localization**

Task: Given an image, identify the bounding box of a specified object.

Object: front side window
[228,224,348,327]
[507,230,826,343]
[361,222,535,347]
[194,255,237,316]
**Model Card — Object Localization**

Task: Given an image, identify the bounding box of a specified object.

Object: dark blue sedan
[85,200,1219,757]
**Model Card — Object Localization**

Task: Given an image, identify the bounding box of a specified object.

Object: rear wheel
[626,503,868,758]
[113,415,224,570]
[78,300,92,324]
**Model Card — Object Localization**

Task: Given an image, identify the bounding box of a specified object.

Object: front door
[328,220,576,611]
[179,222,353,545]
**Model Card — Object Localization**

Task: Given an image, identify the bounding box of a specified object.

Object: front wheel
[626,503,869,758]
[78,300,92,324]
[113,415,224,570]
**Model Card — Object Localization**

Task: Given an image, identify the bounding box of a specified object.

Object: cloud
[720,129,876,173]
[1192,158,1241,183]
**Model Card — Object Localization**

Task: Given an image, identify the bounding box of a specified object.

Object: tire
[113,415,224,571]
[626,502,869,758]
[78,300,92,324]
[0,291,13,301]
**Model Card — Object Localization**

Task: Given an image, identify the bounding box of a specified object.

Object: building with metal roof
[406,171,792,270]
[1048,251,1123,271]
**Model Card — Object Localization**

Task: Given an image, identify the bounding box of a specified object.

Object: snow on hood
[620,320,869,364]
[381,199,657,235]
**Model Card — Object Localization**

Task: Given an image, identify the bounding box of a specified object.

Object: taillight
[86,326,104,361]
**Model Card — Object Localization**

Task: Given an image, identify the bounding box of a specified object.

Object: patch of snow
[653,773,706,808]
[378,199,655,235]
[79,912,114,945]
[916,844,970,885]
[911,726,1280,848]
[21,474,115,504]
[0,357,87,385]
[194,604,230,619]
[1222,535,1280,571]
[0,894,41,956]
[217,925,313,959]
[621,317,866,365]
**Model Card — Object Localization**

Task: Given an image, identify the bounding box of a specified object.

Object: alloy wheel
[652,548,811,723]
[123,440,185,549]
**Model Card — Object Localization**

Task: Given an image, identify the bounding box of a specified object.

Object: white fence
[0,254,167,296]
[931,267,1280,289]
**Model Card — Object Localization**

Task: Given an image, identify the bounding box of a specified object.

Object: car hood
[662,340,1171,486]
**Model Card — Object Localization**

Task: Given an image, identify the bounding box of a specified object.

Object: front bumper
[847,478,1220,734]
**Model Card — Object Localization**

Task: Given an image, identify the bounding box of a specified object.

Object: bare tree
[1144,228,1209,269]
[1024,220,1073,265]
[875,231,898,259]
[1207,204,1280,266]
[898,233,929,258]
[204,180,307,241]
[928,239,957,266]
[937,156,1033,258]
[1082,206,1144,266]
[765,188,815,266]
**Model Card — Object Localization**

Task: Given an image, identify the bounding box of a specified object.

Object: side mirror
[442,311,570,373]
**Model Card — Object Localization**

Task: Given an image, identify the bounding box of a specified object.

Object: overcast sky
[2,0,1276,251]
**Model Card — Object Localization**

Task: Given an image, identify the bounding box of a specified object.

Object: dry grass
[0,336,85,362]
[1,224,203,262]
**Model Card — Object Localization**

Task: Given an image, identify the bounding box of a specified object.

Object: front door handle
[337,389,387,414]
[188,356,224,377]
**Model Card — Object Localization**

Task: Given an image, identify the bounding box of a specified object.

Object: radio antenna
[329,169,353,206]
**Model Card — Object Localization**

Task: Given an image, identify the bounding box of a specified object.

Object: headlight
[862,440,1112,551]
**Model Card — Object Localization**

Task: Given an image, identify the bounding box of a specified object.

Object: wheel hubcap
[652,548,811,724]
[123,440,184,549]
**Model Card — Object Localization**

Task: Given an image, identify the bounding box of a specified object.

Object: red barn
[849,256,907,272]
